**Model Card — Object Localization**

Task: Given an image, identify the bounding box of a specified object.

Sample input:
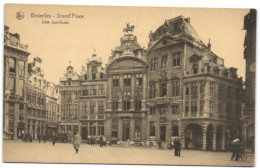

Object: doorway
[81,127,88,140]
[122,118,130,141]
[160,126,166,141]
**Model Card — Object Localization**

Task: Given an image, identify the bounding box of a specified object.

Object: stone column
[107,76,112,111]
[105,117,112,141]
[142,73,147,111]
[34,120,38,139]
[188,84,191,117]
[130,117,135,141]
[197,82,201,116]
[202,124,207,150]
[39,121,42,135]
[43,122,46,135]
[118,118,122,141]
[4,102,9,133]
[141,113,146,141]
[221,125,226,150]
[212,127,217,151]
[95,122,98,136]
[29,120,33,134]
[65,124,67,134]
[130,74,135,111]
[118,75,123,111]
[13,103,19,139]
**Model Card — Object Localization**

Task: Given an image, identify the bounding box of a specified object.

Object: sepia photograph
[2,3,256,167]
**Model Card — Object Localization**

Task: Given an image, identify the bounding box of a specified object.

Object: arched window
[8,57,15,73]
[192,64,198,74]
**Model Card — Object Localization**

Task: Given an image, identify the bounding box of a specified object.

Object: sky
[5,5,249,84]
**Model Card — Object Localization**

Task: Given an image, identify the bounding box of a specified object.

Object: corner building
[146,16,243,150]
[105,24,149,143]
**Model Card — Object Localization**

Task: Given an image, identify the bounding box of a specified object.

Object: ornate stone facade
[105,24,149,144]
[146,16,243,151]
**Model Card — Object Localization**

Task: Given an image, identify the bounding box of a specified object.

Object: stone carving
[160,70,169,80]
[123,23,135,34]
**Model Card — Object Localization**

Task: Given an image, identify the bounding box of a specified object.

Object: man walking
[73,131,81,154]
[100,136,103,147]
[52,133,56,146]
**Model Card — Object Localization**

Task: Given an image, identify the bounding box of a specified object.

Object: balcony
[6,40,28,51]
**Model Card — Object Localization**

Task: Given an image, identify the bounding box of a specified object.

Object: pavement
[2,139,254,166]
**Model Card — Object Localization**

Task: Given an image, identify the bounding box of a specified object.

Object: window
[218,84,224,98]
[172,53,180,67]
[98,101,104,114]
[151,58,158,71]
[172,124,179,136]
[149,83,156,99]
[68,78,72,85]
[89,122,96,136]
[185,102,189,114]
[92,66,97,80]
[218,102,223,115]
[135,74,143,86]
[90,85,97,95]
[98,122,104,136]
[82,102,88,116]
[186,87,189,95]
[112,118,118,137]
[8,57,15,73]
[214,67,220,74]
[191,101,197,113]
[172,81,179,97]
[149,107,156,115]
[135,118,141,138]
[18,61,25,75]
[82,86,89,96]
[19,103,24,110]
[112,75,119,87]
[192,64,198,74]
[191,85,198,97]
[135,100,142,110]
[74,105,78,116]
[227,86,232,99]
[100,73,104,79]
[150,122,155,136]
[160,83,167,97]
[210,82,215,95]
[84,74,88,80]
[172,105,179,114]
[90,101,95,115]
[124,74,131,86]
[200,101,204,113]
[112,101,118,111]
[123,91,131,97]
[200,83,204,95]
[123,100,130,110]
[98,84,105,95]
[210,101,214,112]
[222,70,228,77]
[161,55,168,69]
[135,91,142,97]
[158,105,167,115]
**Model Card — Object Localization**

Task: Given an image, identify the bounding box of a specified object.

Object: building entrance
[122,118,130,141]
[81,127,88,140]
[160,126,166,141]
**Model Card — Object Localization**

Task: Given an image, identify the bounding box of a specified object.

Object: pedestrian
[174,139,178,156]
[158,140,162,150]
[52,133,56,146]
[100,136,103,147]
[38,134,42,143]
[231,138,240,161]
[72,131,81,154]
[176,139,182,156]
[29,134,33,143]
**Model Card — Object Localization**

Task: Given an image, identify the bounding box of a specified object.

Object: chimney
[184,17,190,23]
[208,38,211,51]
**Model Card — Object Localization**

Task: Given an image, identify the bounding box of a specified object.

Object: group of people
[158,138,182,156]
[22,133,33,143]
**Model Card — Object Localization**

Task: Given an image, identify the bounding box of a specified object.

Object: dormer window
[100,73,104,79]
[84,74,88,80]
[68,78,72,85]
[192,64,198,74]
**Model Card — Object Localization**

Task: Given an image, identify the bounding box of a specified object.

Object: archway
[216,125,223,151]
[206,124,214,150]
[185,124,203,149]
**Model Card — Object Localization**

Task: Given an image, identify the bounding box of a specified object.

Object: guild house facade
[3,26,30,139]
[105,24,149,144]
[146,16,243,151]
[58,53,107,142]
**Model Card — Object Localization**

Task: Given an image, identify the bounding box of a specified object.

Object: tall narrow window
[124,74,131,86]
[160,83,167,97]
[192,64,198,74]
[123,100,130,110]
[151,58,158,71]
[172,53,180,67]
[172,81,179,97]
[172,105,179,114]
[210,101,214,112]
[161,55,168,69]
[227,86,232,99]
[8,57,15,73]
[112,101,118,111]
[82,101,88,116]
[135,100,142,110]
[149,83,156,99]
[90,101,95,115]
[92,66,97,80]
[135,74,143,86]
[112,75,119,87]
[210,82,215,95]
[98,84,105,95]
[150,122,155,136]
